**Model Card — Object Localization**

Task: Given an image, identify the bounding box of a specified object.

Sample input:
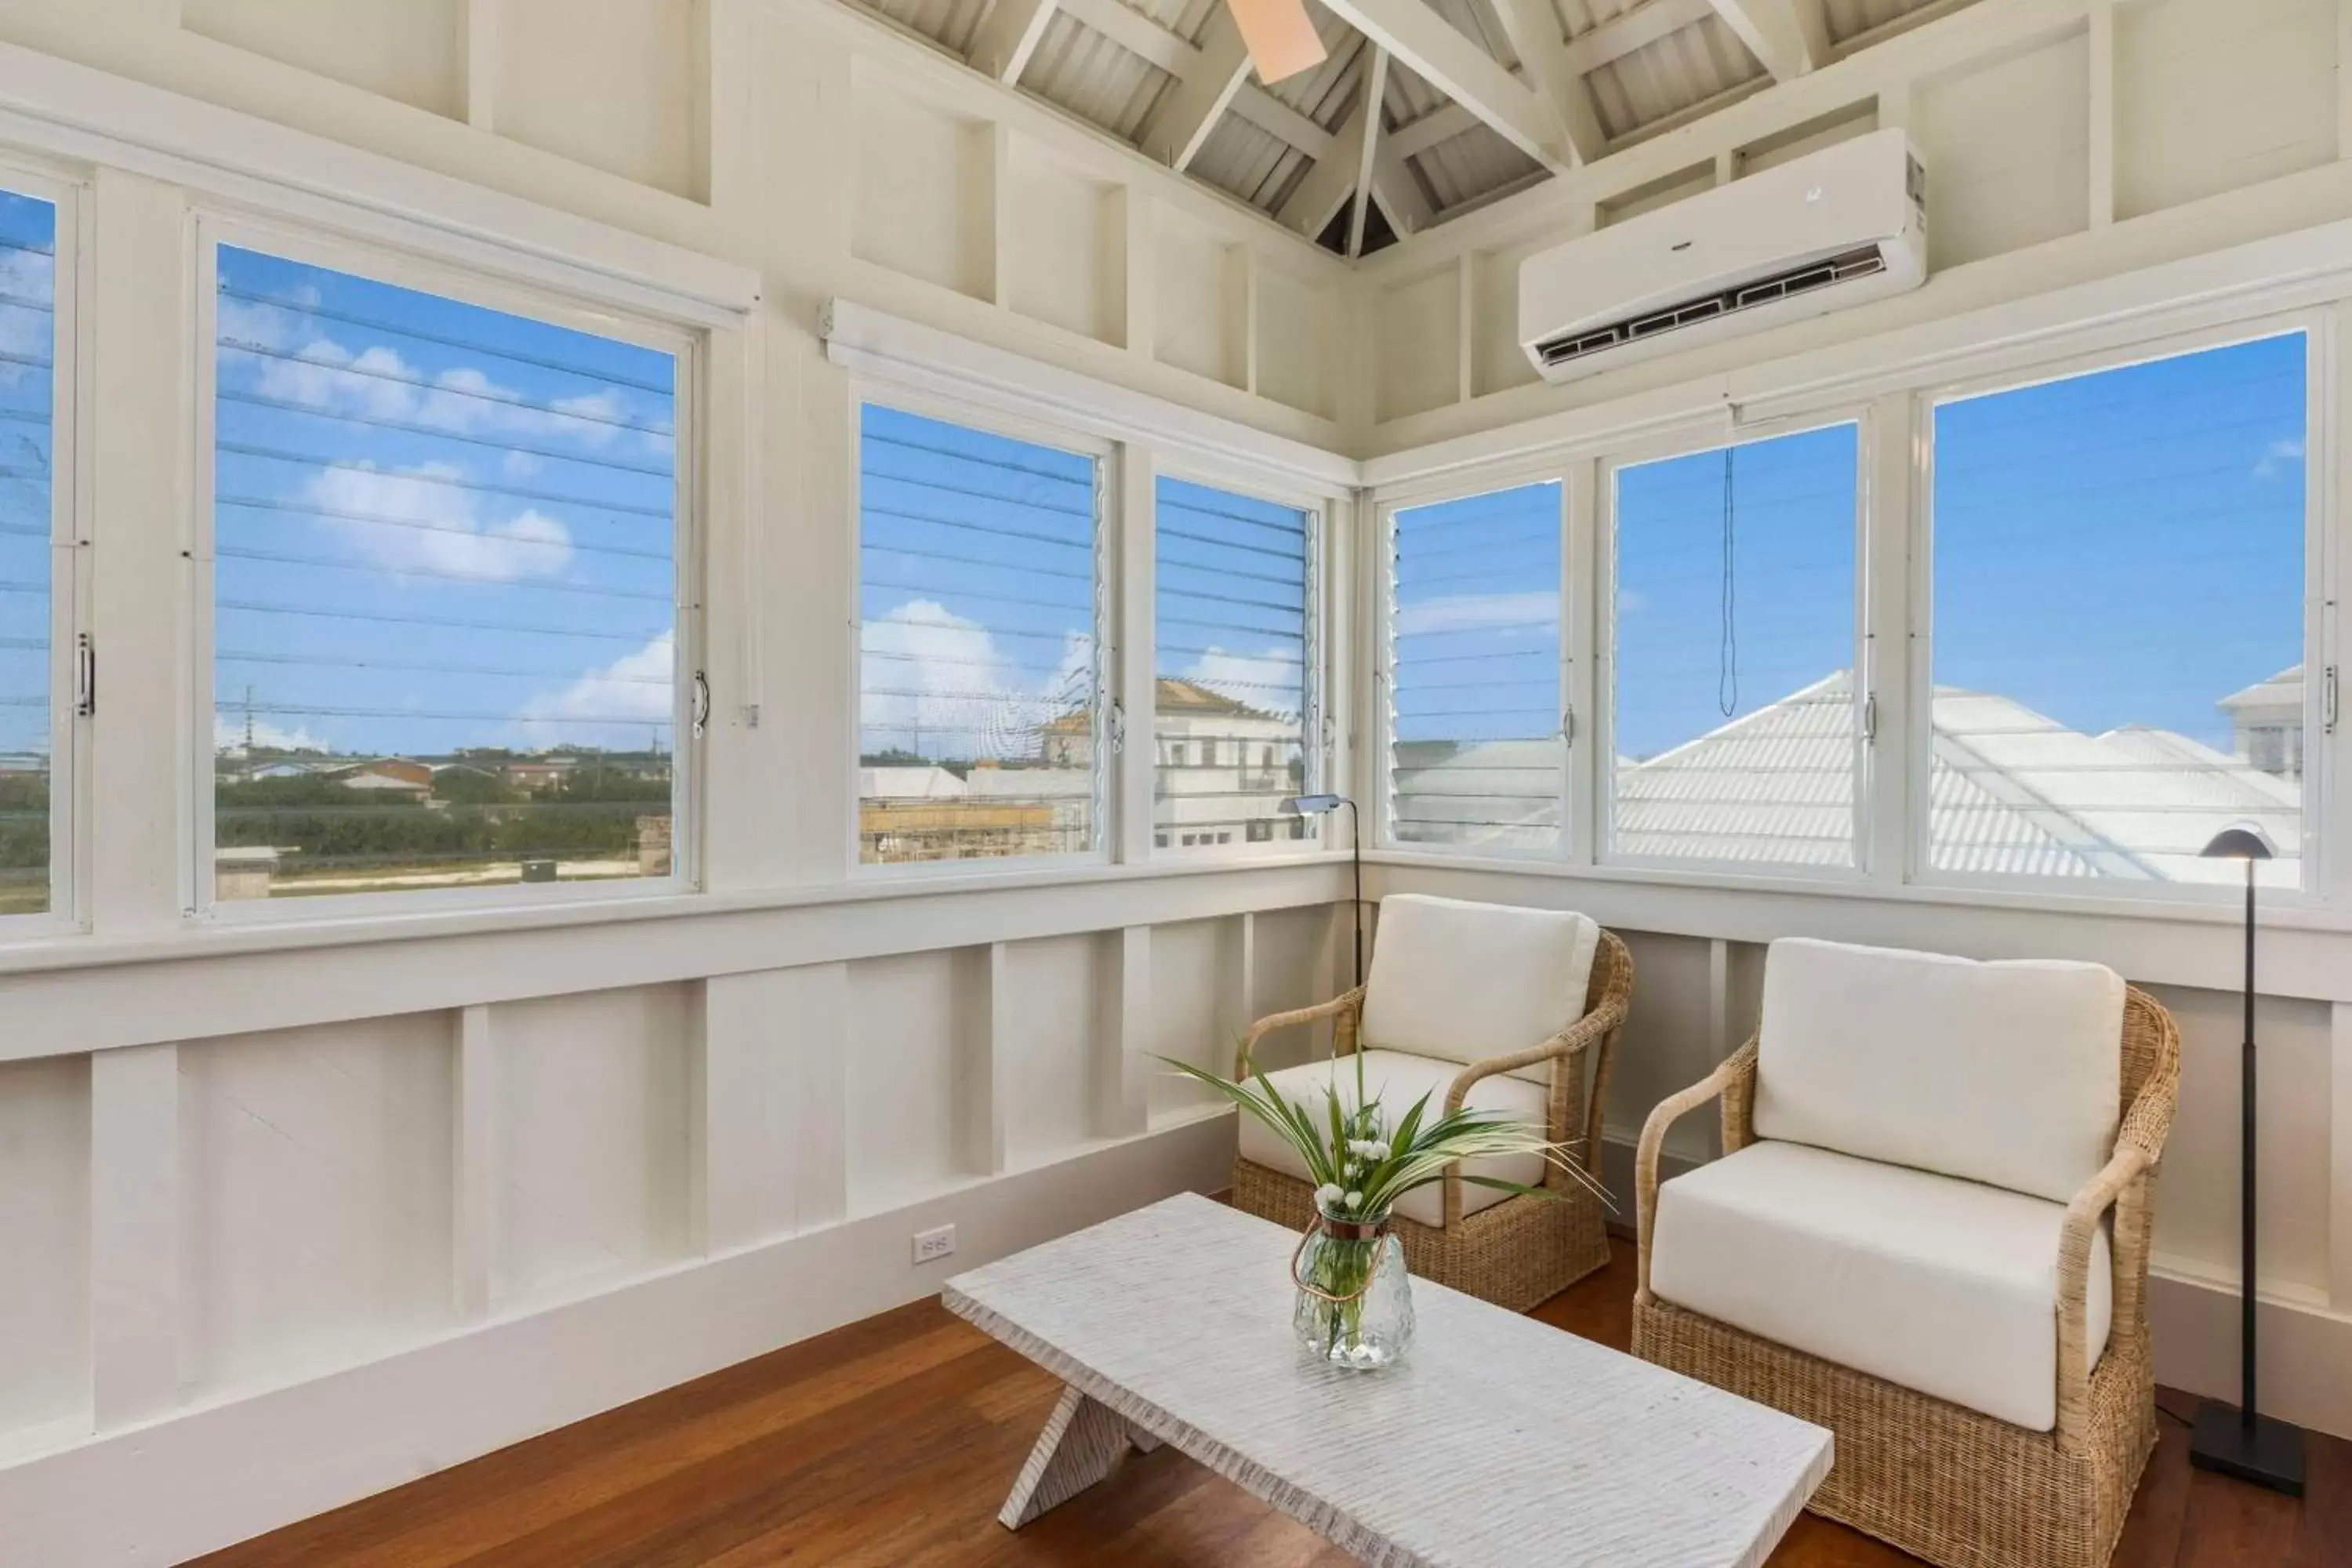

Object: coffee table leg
[1000,1383,1154,1528]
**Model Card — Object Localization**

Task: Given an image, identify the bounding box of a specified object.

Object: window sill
[0,848,1351,979]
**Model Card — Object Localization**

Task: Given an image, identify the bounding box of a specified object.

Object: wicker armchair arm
[1234,987,1365,1079]
[1633,1039,1759,1300]
[1434,995,1630,1226]
[2053,1142,2152,1452]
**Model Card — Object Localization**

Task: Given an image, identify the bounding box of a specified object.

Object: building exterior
[2220,665,2305,780]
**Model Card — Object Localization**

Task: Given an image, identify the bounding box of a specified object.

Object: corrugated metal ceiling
[847,0,1979,251]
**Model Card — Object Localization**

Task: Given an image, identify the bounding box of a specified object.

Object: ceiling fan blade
[1228,0,1327,83]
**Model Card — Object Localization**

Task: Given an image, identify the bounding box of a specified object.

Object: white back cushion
[1754,938,2124,1203]
[1359,895,1601,1082]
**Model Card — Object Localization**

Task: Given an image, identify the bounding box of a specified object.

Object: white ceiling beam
[1369,129,1436,235]
[1346,49,1391,256]
[1138,4,1254,169]
[969,0,1062,82]
[1559,0,1715,77]
[1705,0,1827,80]
[1232,82,1337,161]
[1489,0,1606,165]
[1312,0,1573,172]
[1056,0,1192,71]
[1276,83,1371,235]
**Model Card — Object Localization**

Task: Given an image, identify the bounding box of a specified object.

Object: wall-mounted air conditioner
[1519,127,1927,384]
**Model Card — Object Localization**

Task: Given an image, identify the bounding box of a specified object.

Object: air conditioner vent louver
[1535,243,1888,369]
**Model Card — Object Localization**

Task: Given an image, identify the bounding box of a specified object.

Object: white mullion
[1369,499,1397,848]
[1907,388,1941,888]
[1592,457,1621,864]
[1564,457,1597,866]
[2317,308,2344,905]
[1114,444,1153,864]
[1862,392,1912,888]
[42,175,86,930]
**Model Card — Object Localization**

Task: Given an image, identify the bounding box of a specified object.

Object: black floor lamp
[2187,822,2304,1497]
[1284,794,1361,992]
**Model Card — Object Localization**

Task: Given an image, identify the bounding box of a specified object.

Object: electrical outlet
[913,1223,956,1265]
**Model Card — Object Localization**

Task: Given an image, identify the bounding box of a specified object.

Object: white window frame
[187,210,706,923]
[1374,460,1577,861]
[1145,457,1329,862]
[846,383,1116,880]
[1910,310,2332,907]
[1595,410,1875,879]
[0,158,85,937]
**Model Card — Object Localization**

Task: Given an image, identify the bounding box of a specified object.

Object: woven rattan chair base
[1634,1296,2155,1568]
[1230,1156,1610,1313]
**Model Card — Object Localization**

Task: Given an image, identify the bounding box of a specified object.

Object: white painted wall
[1,0,2351,1560]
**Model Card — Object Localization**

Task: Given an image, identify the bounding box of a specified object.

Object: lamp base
[2187,1399,2305,1497]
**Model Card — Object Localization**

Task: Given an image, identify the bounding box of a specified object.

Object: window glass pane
[1153,477,1314,853]
[1388,481,1562,852]
[858,404,1101,864]
[212,246,680,902]
[0,191,53,918]
[1610,424,1860,867]
[1930,335,2307,887]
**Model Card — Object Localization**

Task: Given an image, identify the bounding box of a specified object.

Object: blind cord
[1719,445,1739,717]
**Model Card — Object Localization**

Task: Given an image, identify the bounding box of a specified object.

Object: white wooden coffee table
[943,1192,1831,1568]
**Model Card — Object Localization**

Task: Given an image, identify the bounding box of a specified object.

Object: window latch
[1862,692,1878,744]
[1108,699,1126,754]
[1561,704,1575,746]
[691,670,710,740]
[74,632,93,718]
[2327,665,2339,735]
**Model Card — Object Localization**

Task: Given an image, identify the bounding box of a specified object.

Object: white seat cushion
[1359,895,1601,1086]
[1236,1049,1548,1228]
[1755,937,2124,1204]
[1650,1140,2111,1432]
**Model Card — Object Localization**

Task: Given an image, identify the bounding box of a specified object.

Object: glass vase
[1291,1210,1414,1370]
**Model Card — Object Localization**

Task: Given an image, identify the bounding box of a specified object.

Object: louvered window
[1153,477,1316,853]
[858,403,1102,866]
[0,190,56,920]
[1928,333,2309,888]
[1607,423,1862,868]
[208,245,684,904]
[1386,481,1563,853]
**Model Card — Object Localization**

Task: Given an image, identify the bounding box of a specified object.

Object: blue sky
[212,245,678,760]
[0,189,54,759]
[1390,332,2306,768]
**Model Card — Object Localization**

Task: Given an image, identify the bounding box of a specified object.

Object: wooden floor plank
[192,1243,2352,1568]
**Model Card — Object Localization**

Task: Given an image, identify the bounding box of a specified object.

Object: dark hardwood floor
[194,1245,2350,1567]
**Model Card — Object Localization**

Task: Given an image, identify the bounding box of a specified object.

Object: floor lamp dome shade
[1228,0,1327,83]
[2200,824,2277,861]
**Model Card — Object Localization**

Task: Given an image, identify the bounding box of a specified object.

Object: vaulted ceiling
[851,0,1974,255]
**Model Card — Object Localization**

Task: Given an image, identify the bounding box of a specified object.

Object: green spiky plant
[1159,1045,1610,1360]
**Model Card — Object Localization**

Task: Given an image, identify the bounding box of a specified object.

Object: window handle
[2327,665,2339,735]
[1108,699,1126,753]
[1562,703,1575,746]
[74,632,93,718]
[691,670,710,740]
[1862,692,1878,744]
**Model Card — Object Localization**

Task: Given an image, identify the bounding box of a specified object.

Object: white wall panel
[1255,259,1341,419]
[2147,983,2334,1297]
[495,0,704,198]
[0,1056,88,1444]
[997,932,1109,1165]
[176,1014,455,1397]
[488,985,692,1308]
[1605,931,1721,1165]
[1376,263,1462,423]
[1006,138,1123,346]
[1148,916,1231,1119]
[846,948,971,1212]
[1152,205,1245,388]
[851,79,993,300]
[1248,902,1342,1070]
[1915,30,2090,270]
[1471,241,1544,398]
[181,0,464,120]
[2115,0,2336,221]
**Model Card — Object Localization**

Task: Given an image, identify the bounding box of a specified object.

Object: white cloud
[859,598,1092,760]
[1394,592,1558,637]
[2254,437,2305,479]
[514,630,674,750]
[1181,644,1301,719]
[212,714,325,753]
[301,461,573,583]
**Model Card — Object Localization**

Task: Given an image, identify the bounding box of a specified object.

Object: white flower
[1343,1190,1363,1210]
[1314,1182,1344,1209]
[1367,1141,1392,1163]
